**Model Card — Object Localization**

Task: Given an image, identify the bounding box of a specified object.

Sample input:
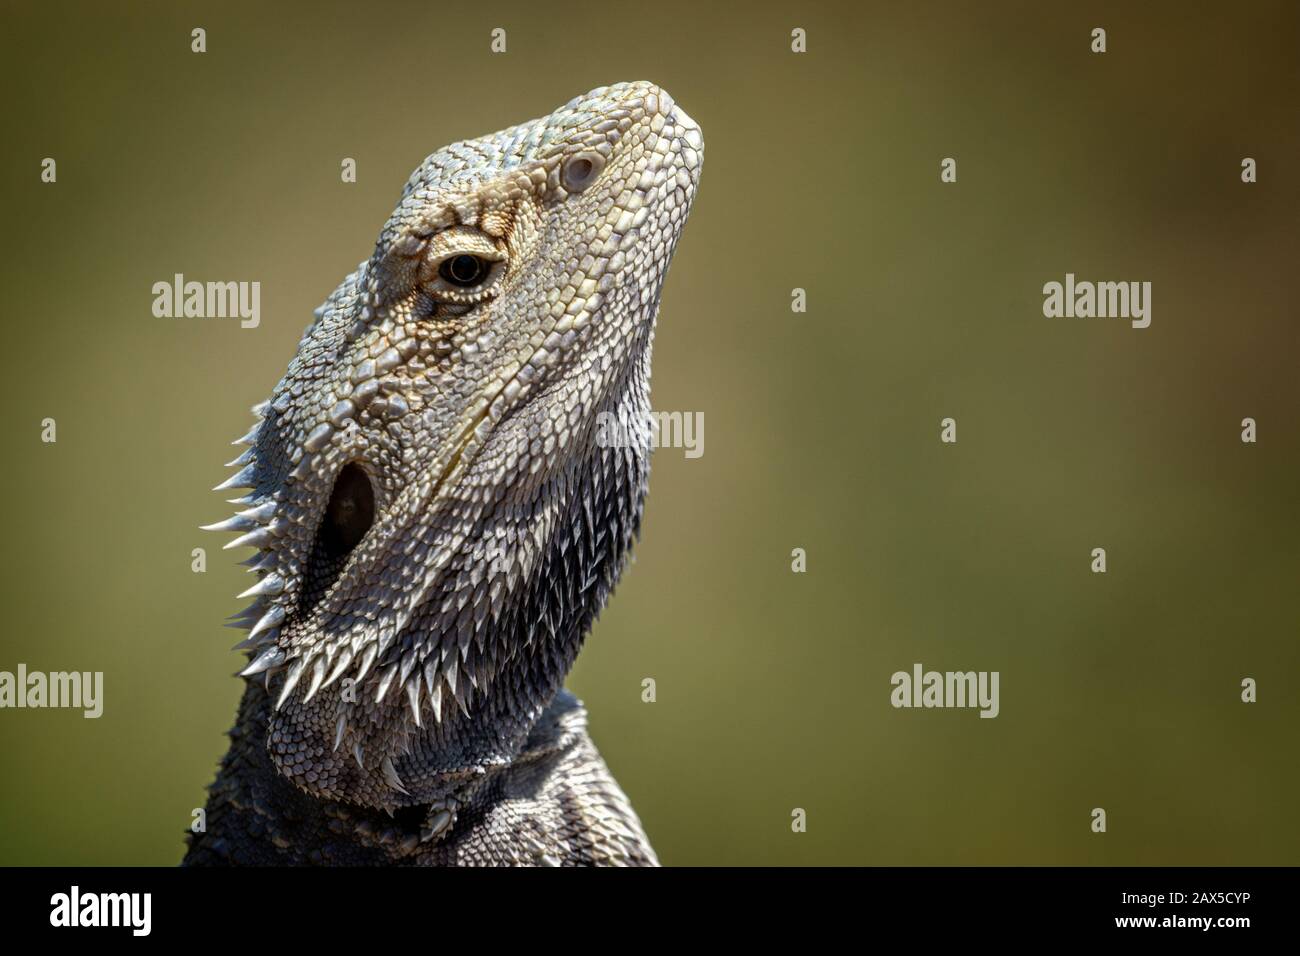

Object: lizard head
[204,81,702,809]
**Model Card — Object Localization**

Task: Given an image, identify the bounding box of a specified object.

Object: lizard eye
[562,152,605,192]
[439,254,490,287]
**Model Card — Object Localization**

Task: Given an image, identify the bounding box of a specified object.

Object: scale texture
[183,81,702,866]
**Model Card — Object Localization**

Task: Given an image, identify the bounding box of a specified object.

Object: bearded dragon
[182,81,702,866]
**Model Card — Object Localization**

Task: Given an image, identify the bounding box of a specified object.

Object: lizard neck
[390,434,649,798]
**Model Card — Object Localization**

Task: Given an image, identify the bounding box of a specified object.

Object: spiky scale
[274,659,306,710]
[323,649,354,689]
[246,605,285,641]
[231,424,260,446]
[230,628,277,651]
[301,657,326,703]
[224,448,254,468]
[429,683,443,725]
[374,664,398,704]
[406,679,422,727]
[354,644,378,683]
[381,757,408,796]
[237,573,284,600]
[223,528,272,552]
[200,514,257,534]
[212,463,256,492]
[240,647,284,677]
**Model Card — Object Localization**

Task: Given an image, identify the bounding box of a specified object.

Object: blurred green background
[1,0,1296,866]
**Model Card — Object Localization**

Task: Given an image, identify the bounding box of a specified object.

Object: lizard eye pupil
[440,254,488,287]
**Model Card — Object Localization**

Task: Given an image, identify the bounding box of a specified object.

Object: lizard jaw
[204,366,516,707]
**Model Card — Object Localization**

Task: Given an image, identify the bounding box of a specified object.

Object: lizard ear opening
[296,463,375,621]
[562,152,604,192]
[322,463,374,560]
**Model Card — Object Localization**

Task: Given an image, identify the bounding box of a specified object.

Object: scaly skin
[184,81,702,866]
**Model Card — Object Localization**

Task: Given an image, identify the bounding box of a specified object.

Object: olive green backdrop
[1,0,1296,865]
